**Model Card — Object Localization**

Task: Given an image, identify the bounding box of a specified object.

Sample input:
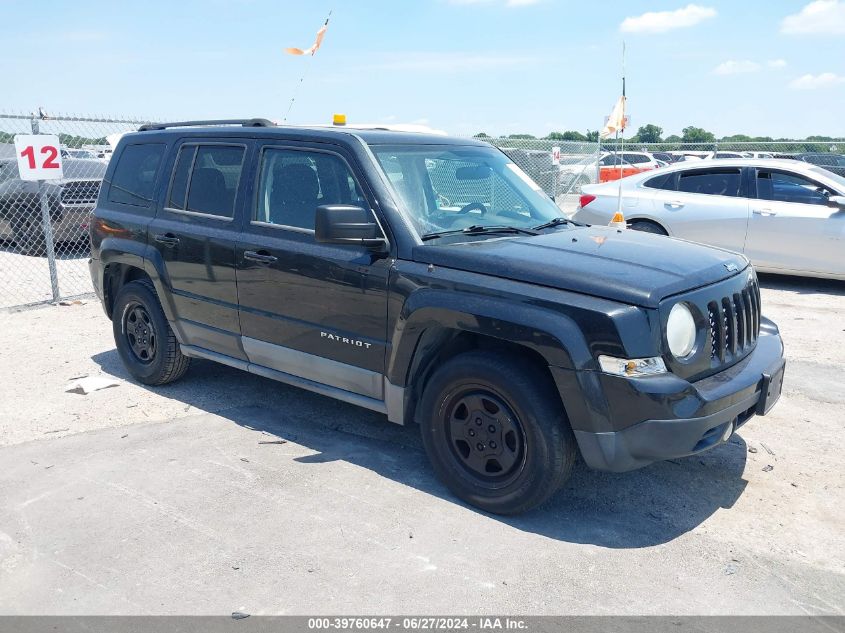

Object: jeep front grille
[707,278,760,363]
[61,180,101,205]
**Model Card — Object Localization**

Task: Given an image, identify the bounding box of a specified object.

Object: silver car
[573,158,845,280]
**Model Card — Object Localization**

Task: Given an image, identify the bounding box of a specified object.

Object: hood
[413,226,748,308]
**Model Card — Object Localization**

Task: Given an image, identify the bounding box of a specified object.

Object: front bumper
[569,317,785,472]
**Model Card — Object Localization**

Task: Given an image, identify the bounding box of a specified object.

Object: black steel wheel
[419,350,577,515]
[112,279,190,385]
[123,302,157,364]
[443,389,526,486]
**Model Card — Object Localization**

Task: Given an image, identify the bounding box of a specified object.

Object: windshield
[371,144,563,239]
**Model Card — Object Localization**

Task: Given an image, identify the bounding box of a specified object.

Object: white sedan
[573,159,845,280]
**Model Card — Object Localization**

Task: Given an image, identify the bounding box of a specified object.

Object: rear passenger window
[254,148,366,231]
[678,169,741,197]
[643,173,674,190]
[108,144,165,207]
[166,144,245,218]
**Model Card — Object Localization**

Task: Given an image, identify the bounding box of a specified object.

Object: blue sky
[3,0,844,138]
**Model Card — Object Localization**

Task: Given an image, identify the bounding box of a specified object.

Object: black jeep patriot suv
[89,119,785,514]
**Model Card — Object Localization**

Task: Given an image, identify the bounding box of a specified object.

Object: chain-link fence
[0,112,149,309]
[1,110,842,310]
[482,138,601,212]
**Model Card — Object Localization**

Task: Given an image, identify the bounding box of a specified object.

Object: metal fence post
[31,116,61,302]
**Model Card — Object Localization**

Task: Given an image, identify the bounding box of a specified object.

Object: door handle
[753,209,777,216]
[154,233,180,247]
[244,250,278,264]
[664,201,685,209]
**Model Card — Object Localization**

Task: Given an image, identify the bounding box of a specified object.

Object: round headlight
[667,303,697,358]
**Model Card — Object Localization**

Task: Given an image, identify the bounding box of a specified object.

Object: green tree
[473,132,490,138]
[507,133,536,140]
[546,130,587,141]
[635,124,663,143]
[585,130,599,142]
[664,134,682,143]
[721,134,752,142]
[681,126,716,143]
[562,130,587,141]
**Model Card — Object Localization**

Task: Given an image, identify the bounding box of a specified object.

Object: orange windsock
[285,21,328,56]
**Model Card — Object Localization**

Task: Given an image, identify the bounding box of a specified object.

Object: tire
[629,220,668,236]
[112,279,191,385]
[418,350,577,515]
[12,217,46,256]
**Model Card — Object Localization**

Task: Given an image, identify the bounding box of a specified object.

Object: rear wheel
[112,279,190,385]
[629,219,668,236]
[419,350,576,515]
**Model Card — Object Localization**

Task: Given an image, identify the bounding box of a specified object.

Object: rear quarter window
[107,143,166,208]
[643,173,675,190]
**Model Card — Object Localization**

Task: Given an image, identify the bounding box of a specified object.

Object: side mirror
[827,195,845,210]
[315,205,386,248]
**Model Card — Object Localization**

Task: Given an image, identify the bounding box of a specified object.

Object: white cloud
[620,4,717,33]
[789,72,845,89]
[713,60,761,75]
[768,59,787,68]
[782,0,845,34]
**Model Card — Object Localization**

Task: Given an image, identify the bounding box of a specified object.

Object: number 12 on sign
[14,134,64,181]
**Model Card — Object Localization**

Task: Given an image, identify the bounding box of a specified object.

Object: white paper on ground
[65,375,121,395]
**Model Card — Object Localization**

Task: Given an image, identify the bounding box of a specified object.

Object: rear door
[235,141,391,400]
[148,139,252,359]
[649,166,749,253]
[744,168,845,275]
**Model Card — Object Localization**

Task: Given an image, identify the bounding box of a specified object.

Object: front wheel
[419,351,577,514]
[12,217,46,256]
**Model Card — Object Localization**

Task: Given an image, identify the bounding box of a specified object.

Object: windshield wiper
[532,217,581,231]
[421,224,539,242]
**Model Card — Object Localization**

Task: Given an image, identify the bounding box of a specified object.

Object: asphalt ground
[0,274,842,615]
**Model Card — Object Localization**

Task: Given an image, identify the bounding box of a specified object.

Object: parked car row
[574,158,845,280]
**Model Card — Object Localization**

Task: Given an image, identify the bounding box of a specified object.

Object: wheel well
[628,218,669,235]
[102,264,151,319]
[405,329,561,425]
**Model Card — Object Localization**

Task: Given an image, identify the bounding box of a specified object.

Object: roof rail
[138,118,275,132]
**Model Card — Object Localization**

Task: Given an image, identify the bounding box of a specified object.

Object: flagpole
[283,10,332,123]
[616,41,626,215]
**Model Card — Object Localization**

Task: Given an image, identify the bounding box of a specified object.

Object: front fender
[386,287,593,387]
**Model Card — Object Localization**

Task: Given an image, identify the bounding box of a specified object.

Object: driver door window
[756,171,835,205]
[254,148,368,231]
